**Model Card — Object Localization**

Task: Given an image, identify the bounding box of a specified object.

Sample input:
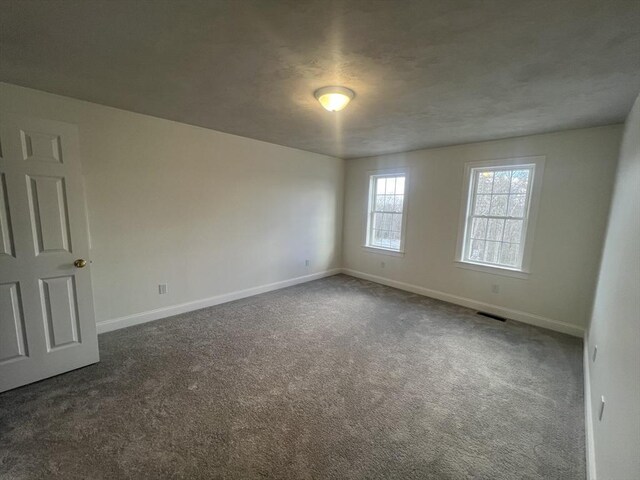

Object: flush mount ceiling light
[314,86,355,112]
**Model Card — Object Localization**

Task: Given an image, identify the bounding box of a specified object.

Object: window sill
[454,260,530,279]
[362,245,405,257]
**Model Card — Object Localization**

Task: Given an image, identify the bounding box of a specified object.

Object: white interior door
[0,115,98,392]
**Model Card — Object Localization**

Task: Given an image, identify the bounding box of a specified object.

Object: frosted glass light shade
[314,86,355,112]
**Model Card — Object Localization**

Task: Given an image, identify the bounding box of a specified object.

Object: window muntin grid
[463,166,534,269]
[367,174,406,251]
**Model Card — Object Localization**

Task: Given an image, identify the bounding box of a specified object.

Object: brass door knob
[74,259,87,268]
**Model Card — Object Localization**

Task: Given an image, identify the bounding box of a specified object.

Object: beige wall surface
[0,83,344,324]
[343,125,622,335]
[0,81,625,338]
[586,95,640,479]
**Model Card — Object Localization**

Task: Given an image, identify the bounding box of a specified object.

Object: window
[457,157,544,273]
[365,171,408,252]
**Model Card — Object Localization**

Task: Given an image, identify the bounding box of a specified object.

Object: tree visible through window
[463,166,534,269]
[366,173,406,251]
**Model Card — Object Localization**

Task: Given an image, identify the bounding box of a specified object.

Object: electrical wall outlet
[305,259,310,267]
[380,261,386,268]
[491,284,500,294]
[158,283,168,295]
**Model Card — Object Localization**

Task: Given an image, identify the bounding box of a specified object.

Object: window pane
[493,171,511,193]
[383,194,394,212]
[372,229,384,246]
[391,213,402,232]
[471,217,487,239]
[477,171,493,193]
[489,194,508,216]
[373,212,383,230]
[393,195,404,213]
[499,242,519,267]
[390,231,401,250]
[486,218,505,241]
[510,170,529,194]
[504,219,523,244]
[485,241,501,263]
[384,213,394,230]
[368,174,406,251]
[469,239,485,261]
[474,194,491,215]
[463,164,534,269]
[377,213,386,230]
[508,195,526,217]
[385,177,396,194]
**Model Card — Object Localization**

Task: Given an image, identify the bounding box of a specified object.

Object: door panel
[0,173,15,257]
[0,282,27,364]
[40,276,80,350]
[20,130,63,163]
[0,116,98,392]
[26,175,72,254]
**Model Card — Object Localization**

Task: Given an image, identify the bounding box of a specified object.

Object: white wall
[586,96,640,479]
[0,83,344,326]
[0,81,626,339]
[343,126,622,336]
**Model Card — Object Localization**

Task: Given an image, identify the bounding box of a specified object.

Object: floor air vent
[477,311,507,322]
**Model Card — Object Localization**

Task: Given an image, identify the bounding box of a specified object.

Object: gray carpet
[0,274,585,479]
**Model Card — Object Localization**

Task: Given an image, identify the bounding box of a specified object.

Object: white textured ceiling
[1,0,639,158]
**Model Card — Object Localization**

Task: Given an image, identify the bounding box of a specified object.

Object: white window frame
[363,168,409,255]
[455,156,545,277]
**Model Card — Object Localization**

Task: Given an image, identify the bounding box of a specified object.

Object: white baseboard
[99,267,584,337]
[341,268,584,337]
[583,336,597,480]
[96,268,341,334]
